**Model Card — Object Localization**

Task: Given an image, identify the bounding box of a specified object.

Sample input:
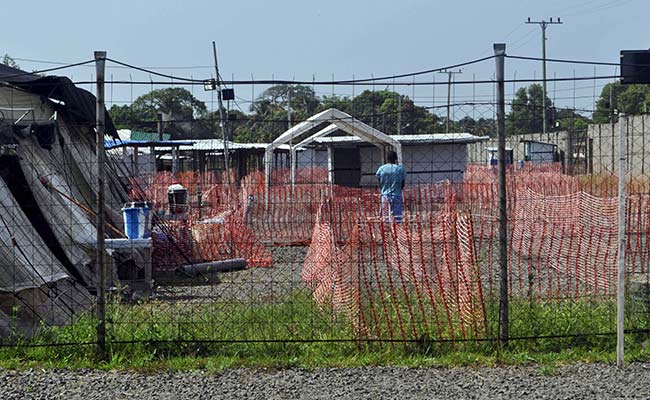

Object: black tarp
[0,63,117,137]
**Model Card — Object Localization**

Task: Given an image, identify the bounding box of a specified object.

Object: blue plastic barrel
[122,201,153,239]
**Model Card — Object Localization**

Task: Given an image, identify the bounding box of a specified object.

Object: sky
[1,0,646,118]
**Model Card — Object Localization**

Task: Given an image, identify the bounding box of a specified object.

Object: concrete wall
[465,116,650,176]
[468,131,569,165]
[589,115,650,175]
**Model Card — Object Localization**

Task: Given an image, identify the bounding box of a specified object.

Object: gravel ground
[154,246,308,303]
[1,363,650,399]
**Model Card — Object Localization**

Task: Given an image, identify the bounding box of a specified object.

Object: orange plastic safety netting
[302,164,650,341]
[130,171,272,271]
[463,163,650,300]
[302,193,486,342]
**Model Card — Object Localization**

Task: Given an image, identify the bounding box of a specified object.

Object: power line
[12,56,215,70]
[101,55,496,86]
[0,59,96,79]
[105,58,204,83]
[507,54,618,67]
[72,74,620,87]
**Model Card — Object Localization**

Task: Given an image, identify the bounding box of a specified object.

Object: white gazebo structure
[264,108,402,187]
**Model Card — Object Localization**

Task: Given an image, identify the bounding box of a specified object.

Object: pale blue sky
[1,0,645,115]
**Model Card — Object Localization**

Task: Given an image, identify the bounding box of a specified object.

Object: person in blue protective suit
[376,150,406,223]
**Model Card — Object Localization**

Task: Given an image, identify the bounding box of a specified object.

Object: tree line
[109,82,647,142]
[108,84,497,141]
[109,84,458,141]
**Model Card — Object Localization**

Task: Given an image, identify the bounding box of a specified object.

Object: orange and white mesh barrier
[303,193,486,342]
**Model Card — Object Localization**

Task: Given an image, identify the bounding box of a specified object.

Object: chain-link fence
[0,49,647,363]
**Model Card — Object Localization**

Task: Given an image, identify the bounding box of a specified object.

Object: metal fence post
[494,43,508,346]
[95,50,107,357]
[617,113,627,368]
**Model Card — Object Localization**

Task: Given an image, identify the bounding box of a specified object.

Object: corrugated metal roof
[178,139,292,151]
[170,133,487,152]
[519,139,556,145]
[104,139,194,149]
[486,146,513,151]
[312,133,489,145]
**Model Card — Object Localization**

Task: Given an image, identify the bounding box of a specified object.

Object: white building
[298,133,488,186]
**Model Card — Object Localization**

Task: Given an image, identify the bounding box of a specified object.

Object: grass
[0,292,649,371]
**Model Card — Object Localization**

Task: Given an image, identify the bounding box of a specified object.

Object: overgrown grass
[0,292,649,371]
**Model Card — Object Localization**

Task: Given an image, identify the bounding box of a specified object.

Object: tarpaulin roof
[129,130,171,141]
[104,138,194,149]
[0,63,118,137]
[312,133,489,145]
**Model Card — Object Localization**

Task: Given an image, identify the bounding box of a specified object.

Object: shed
[299,133,488,186]
[521,139,558,164]
[175,139,294,180]
[105,138,194,177]
[486,146,514,165]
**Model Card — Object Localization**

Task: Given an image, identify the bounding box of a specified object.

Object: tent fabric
[0,81,129,290]
[0,176,70,292]
[16,138,96,286]
[0,63,117,138]
[13,122,58,149]
[0,125,18,145]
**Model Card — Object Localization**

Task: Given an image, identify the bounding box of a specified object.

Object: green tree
[593,81,650,123]
[247,84,321,142]
[320,94,352,114]
[227,109,256,143]
[554,107,590,131]
[256,84,320,114]
[457,116,495,137]
[109,88,211,139]
[335,90,440,135]
[507,84,554,136]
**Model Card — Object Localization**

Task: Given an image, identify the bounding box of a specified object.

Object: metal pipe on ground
[177,258,247,277]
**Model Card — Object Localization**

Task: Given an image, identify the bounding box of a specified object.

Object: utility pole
[156,113,163,141]
[397,94,402,135]
[526,17,562,135]
[439,69,462,133]
[287,86,292,130]
[617,113,627,368]
[494,43,508,347]
[94,50,107,358]
[212,41,230,187]
[288,85,296,188]
[610,85,616,171]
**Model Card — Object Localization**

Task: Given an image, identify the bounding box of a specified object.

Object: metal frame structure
[265,108,402,188]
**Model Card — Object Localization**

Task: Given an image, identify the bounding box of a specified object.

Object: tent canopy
[0,63,118,137]
[264,108,402,186]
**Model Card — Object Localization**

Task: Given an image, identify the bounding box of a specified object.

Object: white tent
[264,108,402,187]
